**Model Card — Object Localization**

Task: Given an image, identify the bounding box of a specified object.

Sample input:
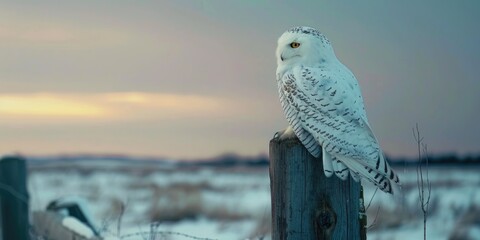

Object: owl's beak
[280,54,285,61]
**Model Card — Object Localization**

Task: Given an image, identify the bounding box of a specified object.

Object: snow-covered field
[28,159,480,240]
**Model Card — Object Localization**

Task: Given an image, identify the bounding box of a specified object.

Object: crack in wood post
[314,197,336,239]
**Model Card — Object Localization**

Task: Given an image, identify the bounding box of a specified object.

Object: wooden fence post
[269,136,365,240]
[0,155,30,240]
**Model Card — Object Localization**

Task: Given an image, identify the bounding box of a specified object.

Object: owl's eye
[290,42,301,48]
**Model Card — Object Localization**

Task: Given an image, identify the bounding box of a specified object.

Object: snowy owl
[275,26,400,194]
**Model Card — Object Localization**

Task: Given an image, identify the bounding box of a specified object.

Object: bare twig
[366,206,381,230]
[149,222,160,240]
[360,187,380,231]
[117,200,127,237]
[136,225,149,240]
[98,214,114,236]
[365,188,379,211]
[413,124,431,240]
[99,199,128,238]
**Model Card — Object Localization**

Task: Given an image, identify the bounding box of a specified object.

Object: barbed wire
[120,230,218,240]
[0,182,29,204]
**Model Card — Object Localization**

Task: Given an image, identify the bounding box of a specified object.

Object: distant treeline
[26,152,480,169]
[187,153,480,167]
[182,153,270,167]
[387,154,480,166]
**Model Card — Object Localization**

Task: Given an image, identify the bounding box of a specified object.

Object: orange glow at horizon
[0,94,108,118]
[0,92,227,121]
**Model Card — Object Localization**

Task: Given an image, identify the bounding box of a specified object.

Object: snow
[51,196,98,231]
[468,227,480,240]
[28,160,480,239]
[62,216,94,239]
[365,165,480,239]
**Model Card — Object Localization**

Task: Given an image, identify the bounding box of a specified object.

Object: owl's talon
[273,131,281,139]
[277,126,296,140]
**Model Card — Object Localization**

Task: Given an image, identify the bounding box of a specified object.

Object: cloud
[101,92,223,114]
[99,92,229,122]
[0,93,108,118]
[0,20,133,47]
[0,92,229,123]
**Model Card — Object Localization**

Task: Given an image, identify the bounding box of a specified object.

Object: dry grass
[449,205,480,240]
[146,182,254,223]
[149,183,203,222]
[366,204,416,230]
[247,211,271,239]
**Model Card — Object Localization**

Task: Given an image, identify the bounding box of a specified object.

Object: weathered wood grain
[0,156,29,240]
[269,136,365,240]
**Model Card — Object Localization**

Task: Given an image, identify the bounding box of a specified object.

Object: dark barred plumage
[276,27,400,194]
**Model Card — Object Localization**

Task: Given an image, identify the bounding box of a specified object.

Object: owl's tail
[336,155,400,195]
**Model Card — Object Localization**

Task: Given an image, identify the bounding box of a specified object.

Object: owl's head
[276,26,336,67]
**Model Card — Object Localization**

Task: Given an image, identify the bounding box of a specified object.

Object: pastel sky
[1,1,479,159]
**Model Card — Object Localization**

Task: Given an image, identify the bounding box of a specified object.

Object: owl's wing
[279,66,399,193]
[278,78,322,158]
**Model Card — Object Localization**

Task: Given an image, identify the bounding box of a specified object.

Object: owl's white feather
[276,26,400,194]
